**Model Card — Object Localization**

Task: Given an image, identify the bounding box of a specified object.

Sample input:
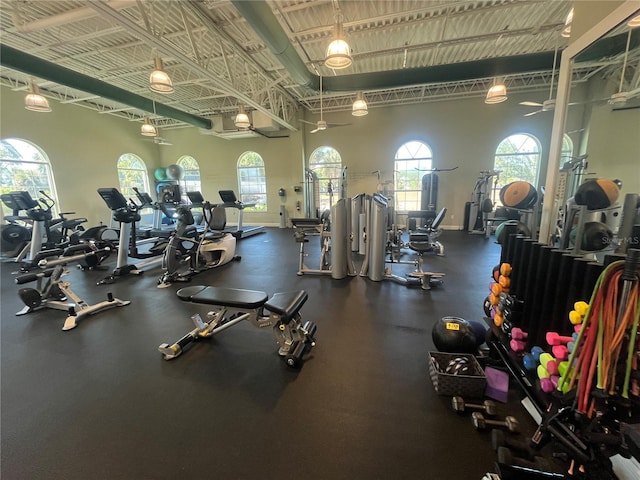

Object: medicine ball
[500,181,537,210]
[569,221,613,251]
[574,179,620,210]
[154,168,168,181]
[165,164,185,180]
[432,316,477,353]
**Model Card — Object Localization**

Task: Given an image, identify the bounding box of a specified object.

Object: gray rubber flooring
[1,228,512,480]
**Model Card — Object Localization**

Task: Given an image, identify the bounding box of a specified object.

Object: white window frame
[393,140,434,212]
[237,151,267,212]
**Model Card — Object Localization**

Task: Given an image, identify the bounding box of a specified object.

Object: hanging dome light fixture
[141,118,157,136]
[149,57,174,94]
[352,92,368,116]
[325,13,352,69]
[234,105,251,129]
[485,80,508,104]
[24,82,51,112]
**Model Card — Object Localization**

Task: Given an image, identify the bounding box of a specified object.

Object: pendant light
[141,118,157,136]
[149,57,174,94]
[352,92,368,116]
[485,80,508,104]
[561,8,574,38]
[325,12,352,69]
[24,82,51,112]
[234,105,251,129]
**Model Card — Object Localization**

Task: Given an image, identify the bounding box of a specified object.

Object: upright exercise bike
[157,201,240,288]
[97,188,167,284]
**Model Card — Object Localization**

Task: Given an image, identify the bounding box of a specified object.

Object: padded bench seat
[264,291,308,322]
[177,286,268,310]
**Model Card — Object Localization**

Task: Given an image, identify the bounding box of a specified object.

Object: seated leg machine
[159,286,317,368]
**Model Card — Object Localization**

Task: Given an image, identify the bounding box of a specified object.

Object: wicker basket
[428,351,487,398]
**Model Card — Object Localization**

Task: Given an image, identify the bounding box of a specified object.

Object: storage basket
[428,351,487,398]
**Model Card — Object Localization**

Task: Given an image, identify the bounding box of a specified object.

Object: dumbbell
[546,332,573,346]
[491,429,535,460]
[539,353,558,376]
[451,396,498,416]
[523,346,544,371]
[510,339,526,353]
[511,327,528,341]
[540,375,559,393]
[552,344,568,361]
[471,412,520,433]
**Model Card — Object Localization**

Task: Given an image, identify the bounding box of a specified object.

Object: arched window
[0,138,59,216]
[237,151,266,211]
[561,134,574,161]
[493,133,541,203]
[309,146,343,212]
[177,155,201,199]
[117,153,150,199]
[393,140,433,211]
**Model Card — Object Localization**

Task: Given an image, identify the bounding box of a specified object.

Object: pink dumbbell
[540,375,559,393]
[511,328,528,341]
[510,339,527,353]
[546,332,574,346]
[552,345,568,361]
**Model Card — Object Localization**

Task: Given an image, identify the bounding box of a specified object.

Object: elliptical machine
[157,201,240,288]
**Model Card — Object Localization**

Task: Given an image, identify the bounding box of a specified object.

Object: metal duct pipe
[231,0,558,93]
[0,44,212,130]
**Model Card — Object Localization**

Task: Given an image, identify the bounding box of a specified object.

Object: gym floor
[1,228,523,480]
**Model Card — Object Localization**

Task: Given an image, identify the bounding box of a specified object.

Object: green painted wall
[1,81,636,229]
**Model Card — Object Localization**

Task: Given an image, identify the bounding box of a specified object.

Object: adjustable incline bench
[159,286,317,368]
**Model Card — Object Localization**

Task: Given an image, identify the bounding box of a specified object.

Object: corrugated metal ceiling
[0,0,636,134]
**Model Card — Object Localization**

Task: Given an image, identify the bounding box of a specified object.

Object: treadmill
[217,190,265,239]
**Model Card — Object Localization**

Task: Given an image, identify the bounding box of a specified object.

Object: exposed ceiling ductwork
[231,0,558,93]
[0,44,212,130]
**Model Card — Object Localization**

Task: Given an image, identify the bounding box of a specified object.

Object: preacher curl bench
[159,286,317,368]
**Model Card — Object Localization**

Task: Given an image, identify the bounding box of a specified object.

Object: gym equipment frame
[15,250,130,330]
[216,190,265,239]
[158,286,317,368]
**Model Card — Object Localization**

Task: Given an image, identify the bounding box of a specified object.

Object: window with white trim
[237,151,266,211]
[177,155,202,200]
[117,153,151,200]
[492,133,541,204]
[393,140,433,211]
[309,146,343,212]
[0,138,59,217]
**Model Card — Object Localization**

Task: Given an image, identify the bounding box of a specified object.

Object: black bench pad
[177,286,268,309]
[264,290,307,321]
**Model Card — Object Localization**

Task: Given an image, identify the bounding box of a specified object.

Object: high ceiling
[0,1,637,136]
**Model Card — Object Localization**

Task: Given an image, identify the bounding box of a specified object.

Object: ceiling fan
[143,133,172,146]
[299,75,349,133]
[608,28,640,106]
[520,43,560,116]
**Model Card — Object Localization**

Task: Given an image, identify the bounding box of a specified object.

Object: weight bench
[158,286,317,368]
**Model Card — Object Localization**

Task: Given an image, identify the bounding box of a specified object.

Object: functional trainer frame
[159,286,317,368]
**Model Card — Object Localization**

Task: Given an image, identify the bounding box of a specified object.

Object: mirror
[539,3,640,243]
